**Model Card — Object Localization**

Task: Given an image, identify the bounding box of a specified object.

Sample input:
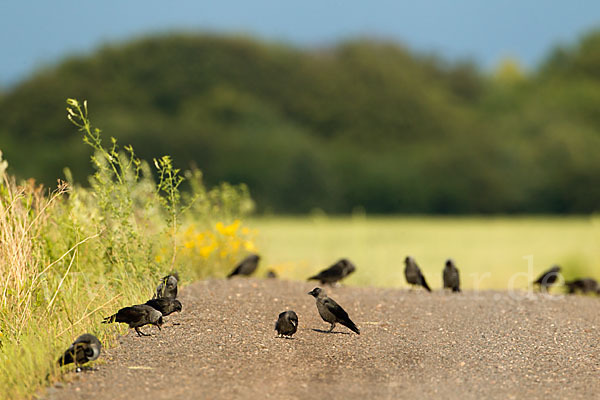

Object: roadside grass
[0,100,255,399]
[251,215,600,291]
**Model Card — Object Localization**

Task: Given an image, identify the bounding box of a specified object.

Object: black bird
[565,278,599,295]
[443,259,461,292]
[308,258,356,285]
[404,256,431,292]
[533,265,561,292]
[102,304,163,337]
[307,287,360,335]
[275,310,298,338]
[145,298,182,316]
[153,273,179,299]
[227,254,260,278]
[57,333,102,368]
[266,269,278,279]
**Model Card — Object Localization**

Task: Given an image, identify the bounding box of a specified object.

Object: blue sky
[2,1,599,86]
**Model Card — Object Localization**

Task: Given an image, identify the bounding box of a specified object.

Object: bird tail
[102,314,116,324]
[342,320,360,335]
[307,275,318,281]
[57,352,72,366]
[420,275,432,292]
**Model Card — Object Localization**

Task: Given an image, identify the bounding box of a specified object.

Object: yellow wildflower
[216,219,241,236]
[229,239,241,252]
[199,242,216,258]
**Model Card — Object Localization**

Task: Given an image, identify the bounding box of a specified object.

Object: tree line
[1,31,600,213]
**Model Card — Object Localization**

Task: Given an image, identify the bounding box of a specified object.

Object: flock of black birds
[57,253,599,370]
[533,265,600,295]
[57,273,182,371]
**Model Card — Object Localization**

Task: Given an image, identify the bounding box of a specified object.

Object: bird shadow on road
[311,328,351,335]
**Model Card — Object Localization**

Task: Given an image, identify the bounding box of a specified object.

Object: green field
[251,216,600,290]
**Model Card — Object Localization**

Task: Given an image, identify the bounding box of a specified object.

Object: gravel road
[46,278,600,399]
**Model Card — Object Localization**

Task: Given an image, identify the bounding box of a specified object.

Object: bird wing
[59,341,90,366]
[322,297,350,321]
[310,264,343,280]
[227,265,243,278]
[534,267,560,284]
[419,271,432,292]
[145,298,159,308]
[58,345,75,365]
[145,299,167,314]
[115,306,146,323]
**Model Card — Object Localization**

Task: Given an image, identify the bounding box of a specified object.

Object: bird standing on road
[308,258,356,285]
[565,278,598,295]
[145,298,183,316]
[307,287,360,334]
[227,254,260,278]
[404,256,431,292]
[533,265,561,292]
[275,310,299,338]
[102,304,163,337]
[154,273,179,299]
[443,259,461,292]
[266,270,278,279]
[58,333,102,369]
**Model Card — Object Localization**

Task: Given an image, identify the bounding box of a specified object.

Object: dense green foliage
[1,32,600,213]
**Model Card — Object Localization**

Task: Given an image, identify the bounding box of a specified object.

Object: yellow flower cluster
[179,219,258,261]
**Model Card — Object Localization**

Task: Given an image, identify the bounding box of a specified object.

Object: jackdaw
[565,278,599,295]
[153,273,179,300]
[227,254,260,278]
[308,258,356,285]
[275,310,298,338]
[533,265,561,292]
[404,256,431,292]
[102,304,163,336]
[57,333,102,368]
[145,298,183,316]
[307,287,360,334]
[443,259,461,292]
[266,269,278,279]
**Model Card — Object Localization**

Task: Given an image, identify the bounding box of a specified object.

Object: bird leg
[327,323,336,333]
[135,327,150,337]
